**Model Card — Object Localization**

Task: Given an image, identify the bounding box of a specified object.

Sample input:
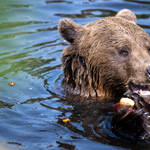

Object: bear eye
[148,46,150,54]
[119,48,129,57]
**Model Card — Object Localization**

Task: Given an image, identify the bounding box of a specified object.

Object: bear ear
[116,9,137,24]
[58,18,83,43]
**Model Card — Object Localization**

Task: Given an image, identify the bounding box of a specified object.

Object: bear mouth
[129,81,150,96]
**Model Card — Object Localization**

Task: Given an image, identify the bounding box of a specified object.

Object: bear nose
[146,66,150,78]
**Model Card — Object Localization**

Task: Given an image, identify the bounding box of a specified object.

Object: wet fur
[112,94,150,140]
[58,9,150,98]
[112,107,150,140]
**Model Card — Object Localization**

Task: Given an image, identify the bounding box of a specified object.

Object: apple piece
[120,97,135,107]
[113,103,121,114]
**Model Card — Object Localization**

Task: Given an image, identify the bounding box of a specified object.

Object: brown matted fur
[58,9,150,99]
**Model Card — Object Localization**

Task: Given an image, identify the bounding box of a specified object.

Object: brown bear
[58,9,150,99]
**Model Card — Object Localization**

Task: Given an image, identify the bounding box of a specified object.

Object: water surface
[0,0,150,149]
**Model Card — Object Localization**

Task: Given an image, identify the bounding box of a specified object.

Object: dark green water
[0,0,150,149]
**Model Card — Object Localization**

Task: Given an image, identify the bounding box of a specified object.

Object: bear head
[58,9,150,99]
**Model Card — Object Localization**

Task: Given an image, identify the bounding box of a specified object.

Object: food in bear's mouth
[129,81,150,96]
[113,97,134,114]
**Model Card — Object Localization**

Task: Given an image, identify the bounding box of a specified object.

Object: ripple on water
[0,0,150,150]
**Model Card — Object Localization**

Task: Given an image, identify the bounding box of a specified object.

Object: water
[0,0,150,149]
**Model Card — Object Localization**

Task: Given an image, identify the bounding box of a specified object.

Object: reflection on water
[0,0,150,149]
